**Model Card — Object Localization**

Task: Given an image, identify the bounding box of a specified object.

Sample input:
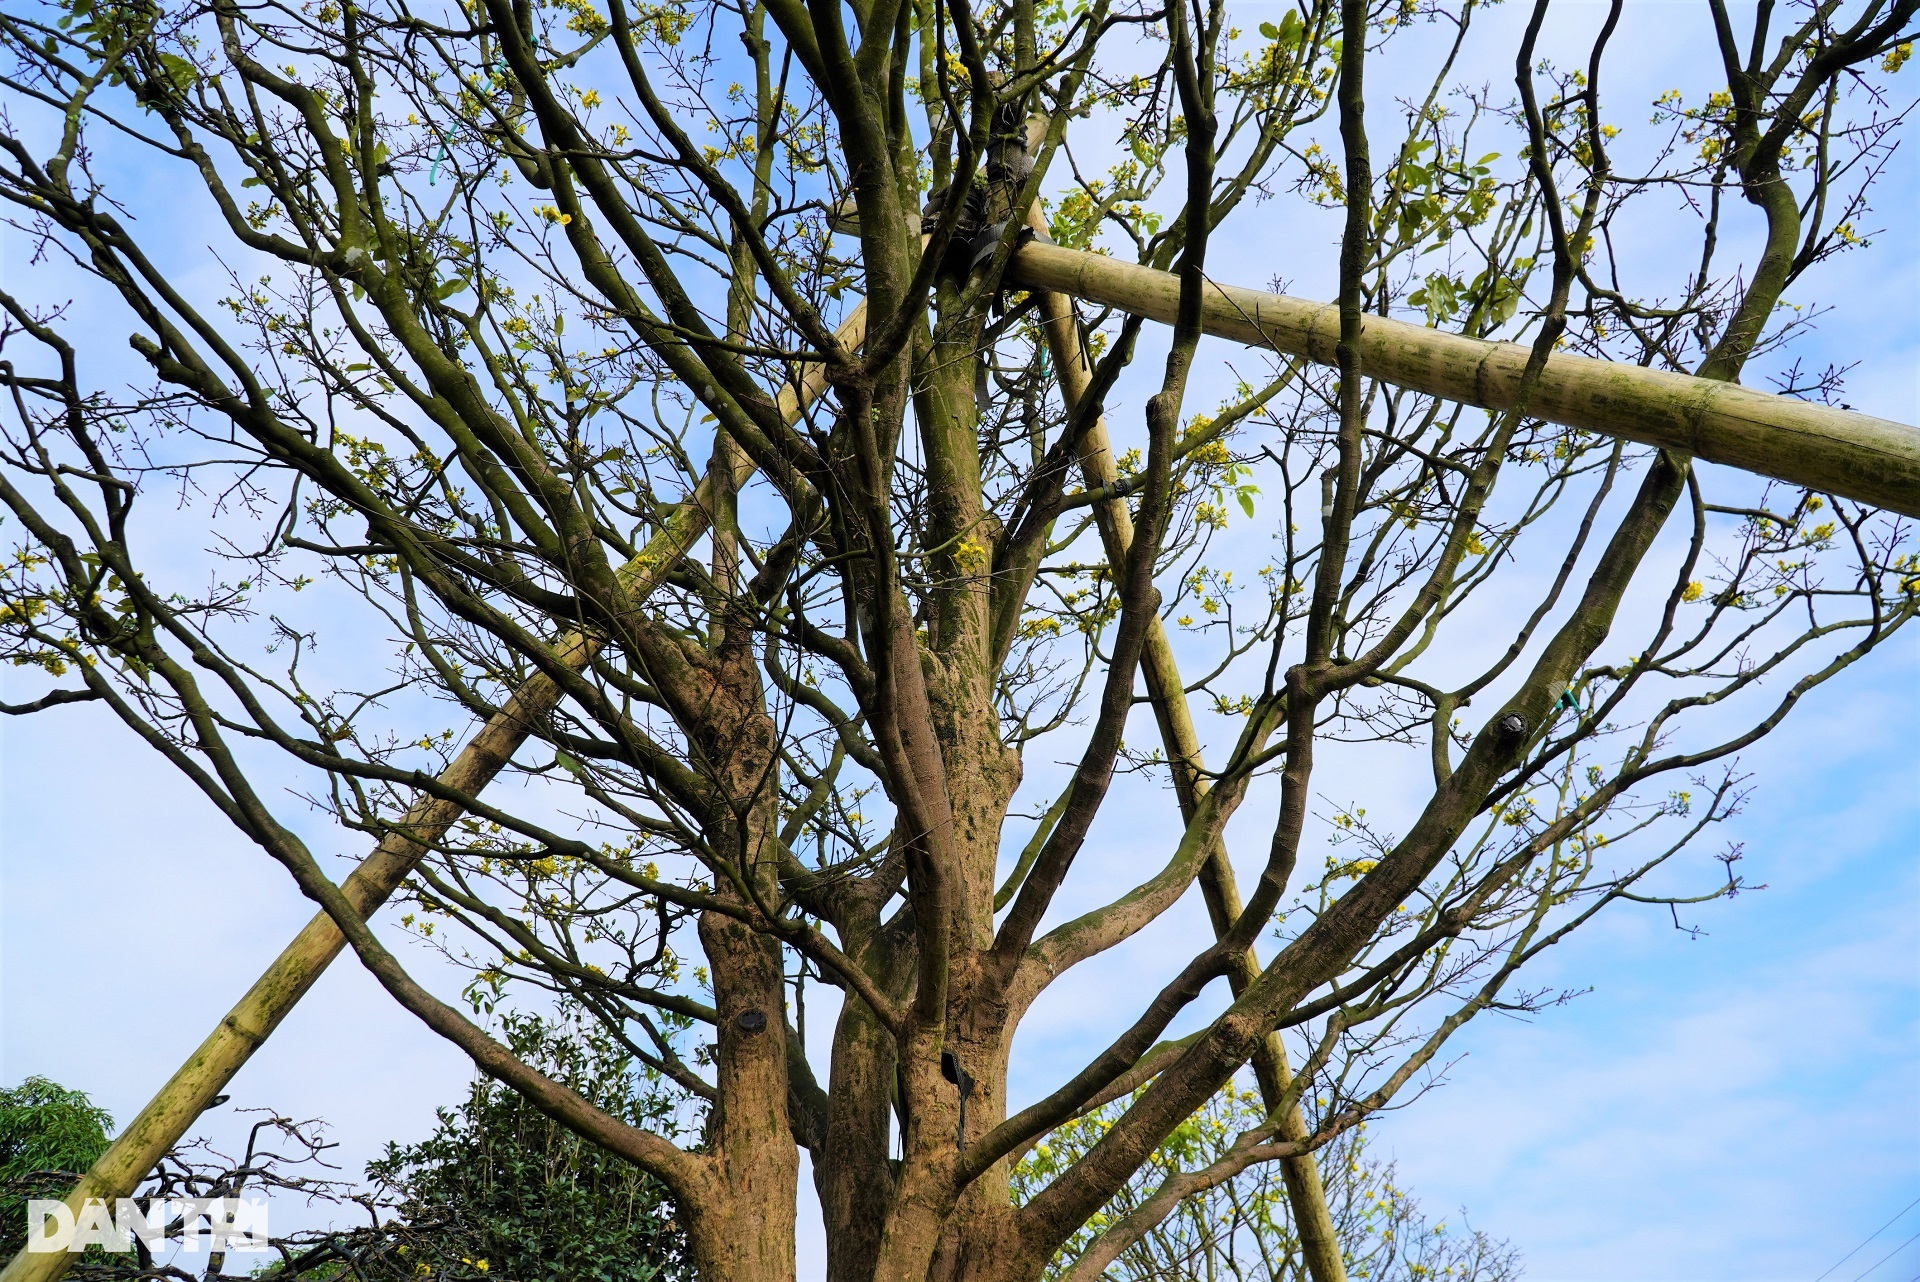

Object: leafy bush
[0,1077,113,1258]
[359,1009,694,1282]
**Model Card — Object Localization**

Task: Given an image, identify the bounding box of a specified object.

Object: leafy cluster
[0,1078,113,1260]
[359,1010,694,1282]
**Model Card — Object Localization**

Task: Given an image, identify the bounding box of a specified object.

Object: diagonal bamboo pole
[1010,239,1920,518]
[0,310,865,1282]
[1024,209,1349,1282]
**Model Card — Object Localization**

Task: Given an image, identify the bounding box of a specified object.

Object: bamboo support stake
[1025,210,1349,1282]
[1010,239,1920,518]
[0,311,864,1282]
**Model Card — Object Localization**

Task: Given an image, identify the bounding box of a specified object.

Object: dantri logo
[24,1198,269,1254]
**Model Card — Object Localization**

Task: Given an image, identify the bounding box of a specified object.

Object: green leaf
[158,52,199,91]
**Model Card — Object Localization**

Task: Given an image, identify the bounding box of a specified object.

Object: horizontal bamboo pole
[0,311,863,1282]
[1009,239,1920,518]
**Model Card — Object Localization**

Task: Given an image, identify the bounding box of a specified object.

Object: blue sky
[2,2,1917,1279]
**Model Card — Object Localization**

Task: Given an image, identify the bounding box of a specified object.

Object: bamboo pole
[1010,239,1920,518]
[0,311,864,1282]
[1025,210,1349,1282]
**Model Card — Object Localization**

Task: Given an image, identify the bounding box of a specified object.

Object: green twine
[430,63,504,185]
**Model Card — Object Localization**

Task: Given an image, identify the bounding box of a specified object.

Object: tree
[356,1007,694,1282]
[0,0,1914,1279]
[0,1081,112,1260]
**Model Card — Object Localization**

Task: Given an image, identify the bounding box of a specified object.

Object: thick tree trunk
[695,910,801,1281]
[911,287,1027,1282]
[818,936,911,1282]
